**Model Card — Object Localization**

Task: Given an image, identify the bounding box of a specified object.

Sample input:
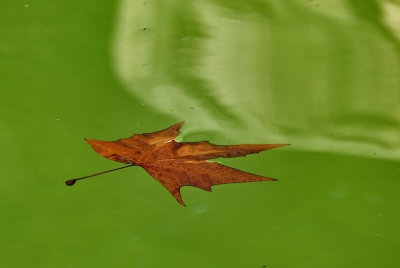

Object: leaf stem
[65,164,134,186]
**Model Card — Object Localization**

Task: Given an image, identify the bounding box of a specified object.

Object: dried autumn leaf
[66,122,287,206]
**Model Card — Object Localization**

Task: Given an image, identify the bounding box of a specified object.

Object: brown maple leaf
[66,122,288,206]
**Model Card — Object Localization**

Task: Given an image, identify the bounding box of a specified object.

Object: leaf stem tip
[65,179,76,186]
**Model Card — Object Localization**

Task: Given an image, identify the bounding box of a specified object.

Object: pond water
[0,1,399,267]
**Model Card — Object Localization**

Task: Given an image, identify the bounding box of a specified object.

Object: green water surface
[0,0,399,267]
